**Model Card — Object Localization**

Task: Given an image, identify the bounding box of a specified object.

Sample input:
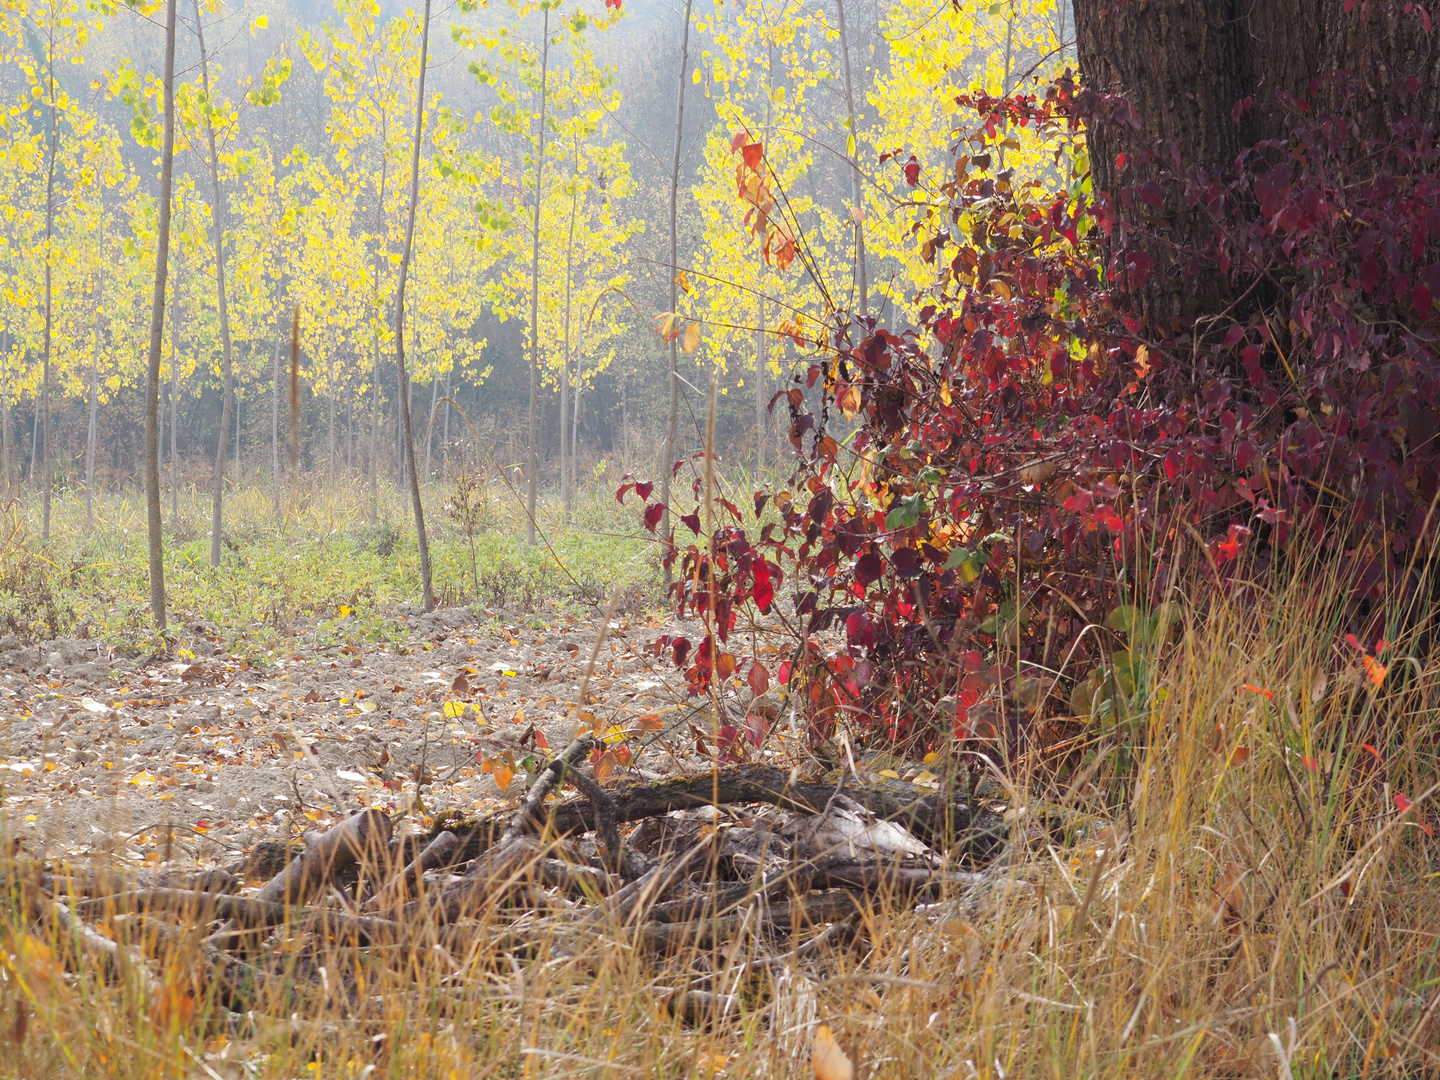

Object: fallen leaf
[357,701,377,714]
[80,697,108,714]
[451,673,469,695]
[812,1023,855,1080]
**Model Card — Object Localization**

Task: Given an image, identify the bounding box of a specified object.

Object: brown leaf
[451,672,469,695]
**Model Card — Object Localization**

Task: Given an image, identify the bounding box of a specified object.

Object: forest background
[0,0,1064,562]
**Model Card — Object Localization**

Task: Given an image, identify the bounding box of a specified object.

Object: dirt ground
[0,604,771,871]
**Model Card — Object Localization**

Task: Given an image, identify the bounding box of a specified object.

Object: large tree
[1074,0,1439,331]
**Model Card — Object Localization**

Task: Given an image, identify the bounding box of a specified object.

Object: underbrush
[0,561,1436,1078]
[0,476,661,654]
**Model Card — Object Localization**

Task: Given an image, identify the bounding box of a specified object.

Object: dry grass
[2,556,1438,1079]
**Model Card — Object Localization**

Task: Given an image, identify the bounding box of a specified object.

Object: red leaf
[671,637,691,666]
[777,660,792,685]
[1396,793,1435,835]
[742,142,764,170]
[744,711,769,747]
[680,512,701,535]
[635,481,654,500]
[748,661,770,696]
[643,502,665,532]
[616,481,634,504]
[729,130,747,154]
[532,729,549,750]
[903,155,920,186]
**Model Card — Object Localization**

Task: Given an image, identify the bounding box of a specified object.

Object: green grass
[0,473,662,658]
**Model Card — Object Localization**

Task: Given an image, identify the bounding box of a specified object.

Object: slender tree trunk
[395,0,435,611]
[328,358,336,488]
[834,0,868,317]
[194,0,235,567]
[660,0,695,587]
[755,248,766,473]
[86,303,100,530]
[571,319,582,493]
[169,282,180,520]
[271,331,280,525]
[40,53,57,543]
[369,156,389,528]
[525,7,551,547]
[560,167,578,512]
[1,331,10,498]
[144,0,178,631]
[423,370,438,488]
[441,365,451,479]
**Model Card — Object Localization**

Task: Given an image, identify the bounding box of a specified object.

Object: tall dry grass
[1,555,1437,1078]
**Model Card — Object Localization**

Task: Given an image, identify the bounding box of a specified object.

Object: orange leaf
[494,758,516,792]
[1229,745,1251,765]
[1243,684,1274,700]
[812,1024,855,1080]
[742,141,764,170]
[729,130,748,154]
[1361,654,1388,685]
[1360,742,1385,764]
[715,652,737,680]
[682,321,701,355]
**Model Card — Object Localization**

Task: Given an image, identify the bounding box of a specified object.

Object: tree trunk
[1073,0,1440,332]
[423,367,438,488]
[561,165,578,512]
[40,51,57,543]
[395,0,435,612]
[525,7,551,547]
[144,0,178,631]
[169,267,180,520]
[755,249,766,474]
[834,0,867,317]
[195,0,235,568]
[660,0,695,589]
[271,331,280,525]
[369,156,389,528]
[1,331,10,499]
[86,304,100,530]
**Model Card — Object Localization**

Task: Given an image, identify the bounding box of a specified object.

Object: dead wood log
[635,890,860,953]
[256,808,392,907]
[48,900,160,994]
[440,766,1006,863]
[498,734,598,847]
[562,766,622,874]
[42,866,236,901]
[361,829,459,913]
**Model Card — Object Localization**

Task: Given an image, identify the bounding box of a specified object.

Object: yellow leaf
[812,1024,855,1080]
[683,321,701,355]
[443,701,465,718]
[911,770,941,790]
[128,771,158,787]
[600,724,629,745]
[512,706,525,724]
[250,14,267,32]
[675,270,692,294]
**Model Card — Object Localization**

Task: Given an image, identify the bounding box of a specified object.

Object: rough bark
[143,0,178,631]
[395,0,435,612]
[1074,0,1440,333]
